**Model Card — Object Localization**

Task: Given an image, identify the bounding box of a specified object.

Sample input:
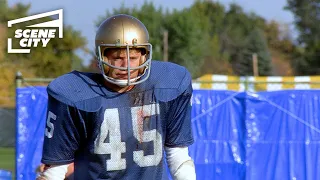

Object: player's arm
[39,94,83,180]
[165,76,196,180]
[165,146,196,180]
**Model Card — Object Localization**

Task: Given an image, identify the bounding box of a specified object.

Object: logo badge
[7,9,63,53]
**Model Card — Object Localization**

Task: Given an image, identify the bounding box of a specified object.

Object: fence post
[245,76,249,91]
[15,71,23,88]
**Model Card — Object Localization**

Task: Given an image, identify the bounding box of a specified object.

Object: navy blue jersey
[41,61,194,180]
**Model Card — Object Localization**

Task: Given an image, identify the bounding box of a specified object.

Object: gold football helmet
[95,14,152,86]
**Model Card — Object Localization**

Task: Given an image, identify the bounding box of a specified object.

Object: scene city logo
[7,9,63,53]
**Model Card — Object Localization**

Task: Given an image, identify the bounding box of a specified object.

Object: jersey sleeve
[165,82,194,147]
[41,94,82,165]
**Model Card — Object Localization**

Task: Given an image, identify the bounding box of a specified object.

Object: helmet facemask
[97,43,152,87]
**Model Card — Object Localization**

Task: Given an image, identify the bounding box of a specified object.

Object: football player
[38,14,196,180]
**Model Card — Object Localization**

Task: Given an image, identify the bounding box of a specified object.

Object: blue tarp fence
[16,87,320,180]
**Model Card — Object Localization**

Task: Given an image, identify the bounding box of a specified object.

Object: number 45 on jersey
[94,103,163,171]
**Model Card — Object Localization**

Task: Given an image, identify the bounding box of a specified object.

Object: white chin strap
[107,75,141,87]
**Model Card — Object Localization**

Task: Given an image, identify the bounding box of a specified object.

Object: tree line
[90,0,319,77]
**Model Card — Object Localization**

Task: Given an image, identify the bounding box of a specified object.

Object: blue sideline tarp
[16,88,320,180]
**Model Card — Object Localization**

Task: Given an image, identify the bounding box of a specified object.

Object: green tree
[190,0,232,74]
[234,28,272,75]
[285,0,320,74]
[164,7,211,77]
[221,4,253,51]
[221,4,272,75]
[27,25,87,77]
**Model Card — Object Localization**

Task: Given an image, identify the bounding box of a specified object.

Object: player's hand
[34,163,74,180]
[36,164,47,180]
[36,164,45,173]
[66,162,74,178]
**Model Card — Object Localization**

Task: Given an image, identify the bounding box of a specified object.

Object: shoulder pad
[47,71,102,111]
[147,61,192,102]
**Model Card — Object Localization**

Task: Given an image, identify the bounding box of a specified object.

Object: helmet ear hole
[140,48,147,55]
[103,48,109,56]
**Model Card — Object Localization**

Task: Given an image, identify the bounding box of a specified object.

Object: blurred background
[0,0,319,179]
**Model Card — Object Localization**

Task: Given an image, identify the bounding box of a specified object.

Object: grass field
[0,147,15,179]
